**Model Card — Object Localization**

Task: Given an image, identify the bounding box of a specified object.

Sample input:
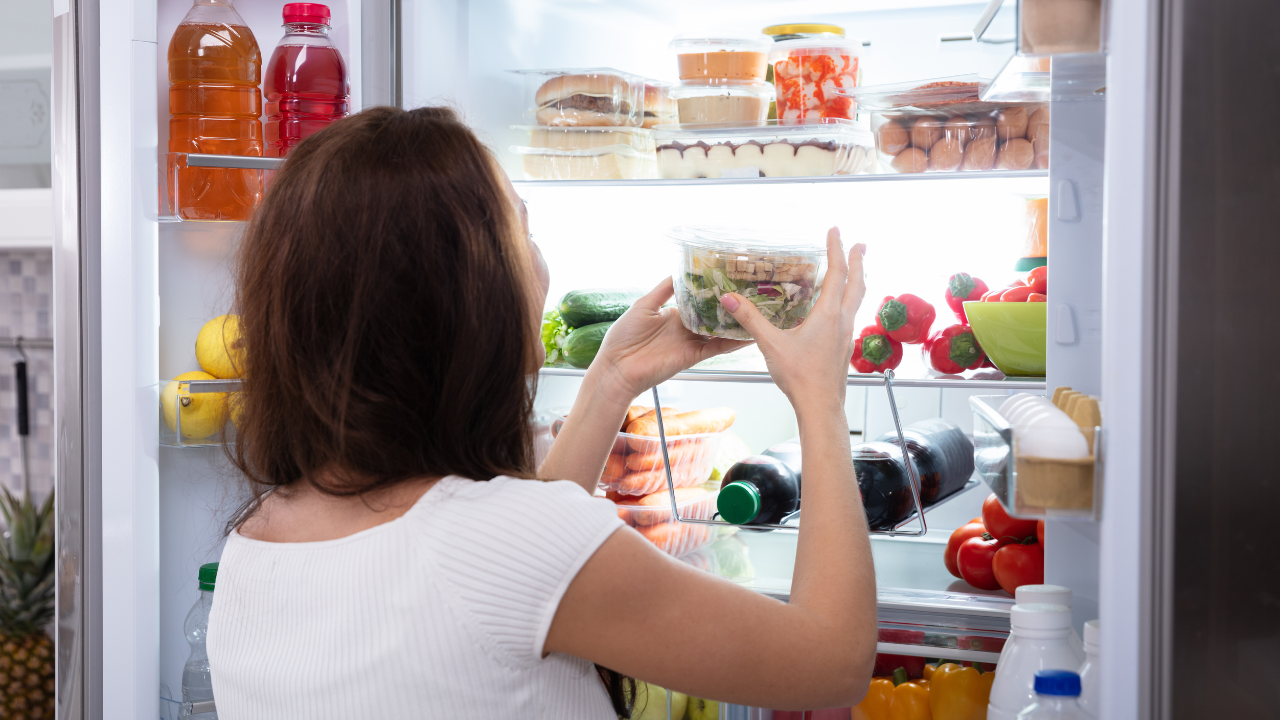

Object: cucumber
[561,321,613,369]
[558,289,642,328]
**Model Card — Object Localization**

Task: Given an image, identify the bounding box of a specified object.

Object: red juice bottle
[264,3,349,158]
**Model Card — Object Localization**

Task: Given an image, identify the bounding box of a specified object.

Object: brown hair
[229,106,538,500]
[226,106,634,717]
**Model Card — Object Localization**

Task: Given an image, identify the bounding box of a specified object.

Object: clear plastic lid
[668,81,775,99]
[841,75,1013,115]
[654,118,870,146]
[768,34,862,58]
[666,225,825,257]
[668,34,772,53]
[510,68,646,127]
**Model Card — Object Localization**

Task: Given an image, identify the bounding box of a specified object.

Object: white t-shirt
[207,475,625,719]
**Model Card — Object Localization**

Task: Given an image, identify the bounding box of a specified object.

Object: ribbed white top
[207,475,624,719]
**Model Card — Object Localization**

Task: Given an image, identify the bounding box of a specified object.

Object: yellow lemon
[228,390,246,429]
[161,371,228,440]
[195,314,244,379]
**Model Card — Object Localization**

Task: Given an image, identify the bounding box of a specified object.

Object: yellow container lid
[762,23,845,38]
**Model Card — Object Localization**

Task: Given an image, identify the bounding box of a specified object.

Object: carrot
[629,487,709,526]
[624,407,679,434]
[623,405,654,431]
[603,452,627,480]
[624,439,708,472]
[637,521,713,555]
[626,407,736,450]
[616,465,707,495]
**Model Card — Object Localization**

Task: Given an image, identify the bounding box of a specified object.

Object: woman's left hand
[589,277,750,408]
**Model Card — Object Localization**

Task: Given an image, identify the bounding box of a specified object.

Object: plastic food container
[642,80,678,128]
[769,36,862,121]
[510,125,656,180]
[613,489,720,558]
[668,226,826,340]
[844,77,1050,173]
[653,119,875,179]
[669,35,771,83]
[511,68,646,127]
[670,80,774,124]
[551,414,724,495]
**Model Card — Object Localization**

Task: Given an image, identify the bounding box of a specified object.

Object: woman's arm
[537,279,748,493]
[546,231,877,709]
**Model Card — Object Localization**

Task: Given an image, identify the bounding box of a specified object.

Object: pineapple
[0,489,55,719]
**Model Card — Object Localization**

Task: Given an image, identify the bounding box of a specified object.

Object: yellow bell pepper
[928,663,995,720]
[851,676,894,720]
[888,668,932,720]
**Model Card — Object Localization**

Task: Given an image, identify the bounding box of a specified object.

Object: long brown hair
[226,105,634,716]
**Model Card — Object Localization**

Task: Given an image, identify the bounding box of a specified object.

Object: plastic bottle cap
[283,3,331,25]
[1009,603,1072,631]
[1083,619,1100,648]
[718,482,761,525]
[761,23,846,38]
[198,562,219,592]
[1015,584,1073,608]
[1033,670,1082,697]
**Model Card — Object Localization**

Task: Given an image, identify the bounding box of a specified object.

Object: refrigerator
[47,0,1184,718]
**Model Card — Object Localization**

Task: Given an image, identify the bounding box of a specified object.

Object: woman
[207,106,876,719]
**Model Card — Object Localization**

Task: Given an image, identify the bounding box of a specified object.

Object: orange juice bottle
[168,0,263,221]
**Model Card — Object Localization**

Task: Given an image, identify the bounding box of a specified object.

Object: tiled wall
[0,250,53,497]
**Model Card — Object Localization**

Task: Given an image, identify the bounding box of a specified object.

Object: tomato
[957,533,1013,591]
[1037,519,1045,546]
[982,493,1039,541]
[945,521,988,578]
[999,286,1035,302]
[993,542,1045,595]
[1027,266,1047,294]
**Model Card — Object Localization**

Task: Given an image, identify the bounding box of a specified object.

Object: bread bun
[535,73,630,106]
[642,83,677,128]
[536,107,627,127]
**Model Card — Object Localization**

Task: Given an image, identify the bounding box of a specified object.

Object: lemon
[228,391,245,429]
[161,371,228,440]
[195,314,244,379]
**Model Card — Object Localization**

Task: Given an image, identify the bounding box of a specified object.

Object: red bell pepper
[1000,286,1035,302]
[852,325,903,373]
[1026,265,1047,294]
[1028,293,1046,302]
[945,273,989,323]
[924,324,986,374]
[875,294,936,344]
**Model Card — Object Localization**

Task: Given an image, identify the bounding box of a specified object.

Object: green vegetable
[541,310,570,366]
[709,432,753,484]
[561,321,613,369]
[558,289,642,328]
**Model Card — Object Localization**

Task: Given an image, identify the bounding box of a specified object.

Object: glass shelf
[514,168,1048,189]
[542,366,1045,391]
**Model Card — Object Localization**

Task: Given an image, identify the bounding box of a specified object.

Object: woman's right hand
[719,228,866,411]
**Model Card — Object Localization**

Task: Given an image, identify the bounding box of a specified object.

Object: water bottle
[180,562,219,719]
[1077,620,1100,717]
[1015,670,1089,719]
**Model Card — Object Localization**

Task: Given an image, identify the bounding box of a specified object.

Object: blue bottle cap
[1033,669,1081,696]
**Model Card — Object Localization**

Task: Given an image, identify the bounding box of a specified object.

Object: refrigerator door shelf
[160,152,285,223]
[158,377,241,449]
[969,394,1101,520]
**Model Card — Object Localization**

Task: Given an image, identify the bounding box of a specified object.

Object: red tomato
[982,493,1039,541]
[1037,520,1045,546]
[957,533,1013,591]
[1028,293,1047,302]
[1027,266,1048,294]
[993,542,1046,595]
[945,521,988,578]
[1000,286,1035,302]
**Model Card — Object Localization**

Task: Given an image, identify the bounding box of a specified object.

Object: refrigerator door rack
[969,394,1102,520]
[159,377,241,449]
[160,152,285,223]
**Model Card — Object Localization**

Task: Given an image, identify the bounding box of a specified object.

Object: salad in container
[669,226,826,340]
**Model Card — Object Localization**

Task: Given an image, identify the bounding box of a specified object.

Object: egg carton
[969,395,1102,520]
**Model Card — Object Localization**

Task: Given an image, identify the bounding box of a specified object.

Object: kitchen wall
[0,249,53,498]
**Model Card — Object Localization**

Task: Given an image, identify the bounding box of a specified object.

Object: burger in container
[512,68,646,127]
[669,226,826,340]
[766,27,862,122]
[669,34,772,83]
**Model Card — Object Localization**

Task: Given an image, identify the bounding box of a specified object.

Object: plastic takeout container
[612,489,720,557]
[669,226,826,340]
[510,127,657,180]
[641,80,678,128]
[551,414,724,495]
[653,119,875,179]
[769,36,862,121]
[511,68,646,127]
[843,77,1050,173]
[669,34,772,82]
[670,81,774,124]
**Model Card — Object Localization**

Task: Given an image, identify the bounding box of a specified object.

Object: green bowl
[963,301,1047,377]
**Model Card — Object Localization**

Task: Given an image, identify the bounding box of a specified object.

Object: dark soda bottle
[264,3,349,158]
[718,456,800,526]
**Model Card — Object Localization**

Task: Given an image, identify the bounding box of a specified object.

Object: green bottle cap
[198,562,219,592]
[718,482,762,525]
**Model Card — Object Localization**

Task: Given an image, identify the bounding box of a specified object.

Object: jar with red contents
[764,24,862,123]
